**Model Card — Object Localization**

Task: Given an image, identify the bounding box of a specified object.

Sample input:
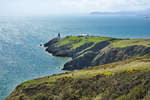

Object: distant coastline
[90,9,150,16]
[2,16,150,100]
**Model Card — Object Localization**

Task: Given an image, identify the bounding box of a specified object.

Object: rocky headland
[6,35,150,100]
[43,35,150,70]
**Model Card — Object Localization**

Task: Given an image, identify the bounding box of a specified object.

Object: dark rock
[92,45,150,66]
[44,38,60,47]
[63,51,97,70]
[46,44,73,57]
[43,36,150,70]
[74,41,110,58]
[63,41,110,70]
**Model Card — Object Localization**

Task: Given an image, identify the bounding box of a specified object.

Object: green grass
[68,57,150,79]
[57,36,150,50]
[21,57,150,86]
[7,57,150,100]
[111,39,150,48]
[6,35,150,100]
[93,94,102,100]
[56,36,112,49]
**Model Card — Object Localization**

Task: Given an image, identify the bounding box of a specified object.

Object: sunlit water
[0,15,150,100]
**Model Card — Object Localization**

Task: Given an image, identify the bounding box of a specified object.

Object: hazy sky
[0,0,150,16]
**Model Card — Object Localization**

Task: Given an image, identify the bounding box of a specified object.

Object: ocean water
[0,15,150,100]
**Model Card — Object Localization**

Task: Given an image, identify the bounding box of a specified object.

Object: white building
[80,33,89,37]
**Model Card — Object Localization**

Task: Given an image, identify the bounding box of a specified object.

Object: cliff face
[92,45,150,66]
[44,36,150,70]
[6,35,150,100]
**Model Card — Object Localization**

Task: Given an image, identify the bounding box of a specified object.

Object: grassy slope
[6,36,150,100]
[56,36,150,49]
[7,57,150,100]
[111,39,150,48]
[56,36,112,49]
[21,57,150,85]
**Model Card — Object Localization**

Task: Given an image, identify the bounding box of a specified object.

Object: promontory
[6,35,150,100]
[44,35,150,70]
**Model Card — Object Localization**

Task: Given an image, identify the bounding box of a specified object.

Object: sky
[0,0,150,16]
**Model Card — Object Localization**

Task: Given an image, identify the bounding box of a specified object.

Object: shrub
[134,67,144,71]
[147,68,150,71]
[116,95,127,100]
[126,85,145,100]
[126,69,134,73]
[34,94,52,100]
[103,72,112,76]
[80,96,91,100]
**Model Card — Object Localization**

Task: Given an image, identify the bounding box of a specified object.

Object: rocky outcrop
[63,45,150,70]
[43,36,150,70]
[63,51,97,70]
[6,35,150,100]
[44,39,95,57]
[62,41,110,70]
[92,45,150,66]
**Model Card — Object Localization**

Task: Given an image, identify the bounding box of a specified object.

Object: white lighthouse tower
[57,33,61,40]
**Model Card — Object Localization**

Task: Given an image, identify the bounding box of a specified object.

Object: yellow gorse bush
[147,68,150,71]
[126,67,145,73]
[134,67,144,71]
[103,72,112,76]
[126,69,134,73]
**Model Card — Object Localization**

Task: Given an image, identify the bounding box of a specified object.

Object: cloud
[0,0,150,16]
[61,0,150,12]
[0,0,61,16]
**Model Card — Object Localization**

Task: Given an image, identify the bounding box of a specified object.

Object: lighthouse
[57,33,61,40]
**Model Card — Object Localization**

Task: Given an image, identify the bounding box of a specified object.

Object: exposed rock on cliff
[92,45,150,66]
[43,36,150,70]
[6,35,150,100]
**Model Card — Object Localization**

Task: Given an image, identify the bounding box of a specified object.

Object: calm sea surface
[0,15,150,99]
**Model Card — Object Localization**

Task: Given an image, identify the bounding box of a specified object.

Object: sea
[0,15,150,100]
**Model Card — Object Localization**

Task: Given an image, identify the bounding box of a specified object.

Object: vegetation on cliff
[44,35,150,70]
[111,39,150,48]
[6,35,150,100]
[6,57,150,100]
[56,36,112,49]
